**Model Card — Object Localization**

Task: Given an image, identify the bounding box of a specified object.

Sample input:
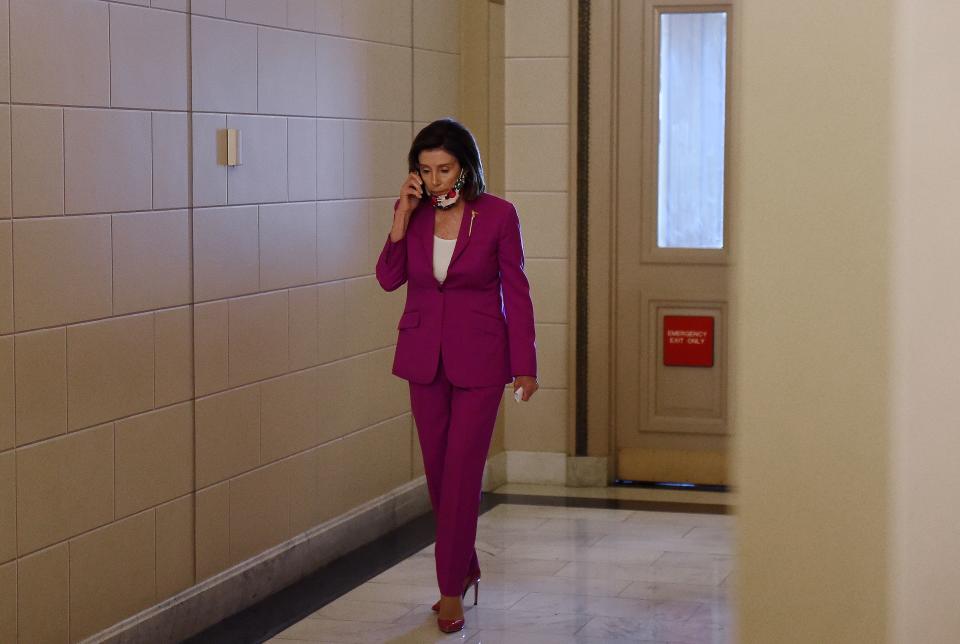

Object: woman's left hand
[513,376,539,402]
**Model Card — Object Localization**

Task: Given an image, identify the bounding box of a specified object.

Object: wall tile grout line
[256,373,261,467]
[152,309,157,409]
[62,325,68,439]
[10,101,191,115]
[109,211,115,320]
[149,111,155,210]
[107,3,112,108]
[60,107,65,217]
[504,55,570,61]
[103,1,183,18]
[153,506,159,605]
[226,477,232,578]
[8,80,16,580]
[409,0,414,132]
[4,0,9,105]
[241,110,403,125]
[503,190,569,195]
[282,119,289,201]
[113,416,117,522]
[411,45,460,57]
[224,296,230,400]
[9,302,193,339]
[505,123,571,128]
[12,384,18,640]
[505,121,572,127]
[184,2,199,591]
[313,204,319,291]
[14,205,193,223]
[255,25,260,115]
[192,14,411,47]
[256,205,262,294]
[66,540,70,640]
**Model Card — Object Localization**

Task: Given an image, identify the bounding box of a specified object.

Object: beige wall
[735,1,960,640]
[0,0,460,641]
[890,1,960,641]
[732,0,892,641]
[502,0,573,459]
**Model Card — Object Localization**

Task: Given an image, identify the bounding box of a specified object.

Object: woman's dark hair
[408,118,486,201]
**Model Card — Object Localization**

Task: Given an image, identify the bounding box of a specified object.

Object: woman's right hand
[390,172,424,242]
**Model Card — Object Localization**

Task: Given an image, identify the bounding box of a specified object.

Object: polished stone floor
[266,496,733,643]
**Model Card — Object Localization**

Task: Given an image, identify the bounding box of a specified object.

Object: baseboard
[491,453,611,488]
[83,477,431,644]
[482,450,508,491]
[566,456,609,487]
[504,450,568,485]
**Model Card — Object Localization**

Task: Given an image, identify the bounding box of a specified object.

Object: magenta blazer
[375,193,537,388]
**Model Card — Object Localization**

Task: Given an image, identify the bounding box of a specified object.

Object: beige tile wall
[0,0,460,641]
[0,560,17,644]
[503,0,572,453]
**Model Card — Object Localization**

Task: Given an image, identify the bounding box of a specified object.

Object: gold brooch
[468,210,478,236]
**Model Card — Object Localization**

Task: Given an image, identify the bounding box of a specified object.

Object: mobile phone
[419,173,428,199]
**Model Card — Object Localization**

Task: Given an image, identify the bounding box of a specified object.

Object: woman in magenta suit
[375,119,539,633]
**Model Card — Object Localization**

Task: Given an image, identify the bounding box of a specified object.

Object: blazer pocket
[398,310,420,330]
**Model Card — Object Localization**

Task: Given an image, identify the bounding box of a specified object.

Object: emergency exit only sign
[663,315,715,367]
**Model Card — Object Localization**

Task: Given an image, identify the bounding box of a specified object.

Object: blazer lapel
[448,205,475,268]
[415,201,433,262]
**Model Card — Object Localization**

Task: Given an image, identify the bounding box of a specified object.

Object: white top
[433,235,457,283]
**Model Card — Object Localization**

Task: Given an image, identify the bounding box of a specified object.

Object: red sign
[663,315,714,367]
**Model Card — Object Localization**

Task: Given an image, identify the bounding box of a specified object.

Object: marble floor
[267,496,734,644]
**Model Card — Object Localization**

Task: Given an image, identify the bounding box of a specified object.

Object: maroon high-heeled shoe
[432,574,481,612]
[436,577,479,633]
[437,615,465,633]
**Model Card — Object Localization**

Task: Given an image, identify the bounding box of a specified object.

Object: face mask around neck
[431,169,466,210]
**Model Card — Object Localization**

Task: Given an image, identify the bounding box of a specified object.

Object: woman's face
[417,148,462,197]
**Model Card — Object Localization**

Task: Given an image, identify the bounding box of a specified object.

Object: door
[614,0,733,485]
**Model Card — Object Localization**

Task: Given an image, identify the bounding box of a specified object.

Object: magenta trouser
[408,356,503,597]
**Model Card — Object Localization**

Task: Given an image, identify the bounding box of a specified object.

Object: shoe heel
[461,579,479,606]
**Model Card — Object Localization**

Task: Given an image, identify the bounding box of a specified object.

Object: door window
[657,11,728,250]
